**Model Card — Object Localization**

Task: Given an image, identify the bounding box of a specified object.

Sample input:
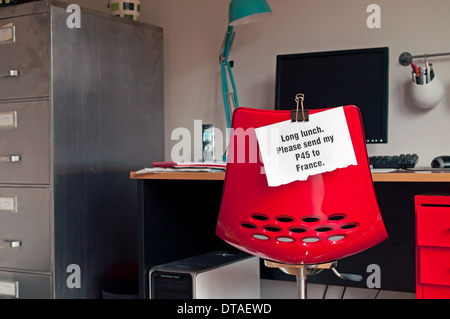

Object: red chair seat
[216,106,388,265]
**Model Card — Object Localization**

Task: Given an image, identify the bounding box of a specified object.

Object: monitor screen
[275,47,389,143]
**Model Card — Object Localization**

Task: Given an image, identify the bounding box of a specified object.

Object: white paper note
[255,107,357,187]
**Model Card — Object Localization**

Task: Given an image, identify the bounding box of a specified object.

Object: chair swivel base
[264,260,362,299]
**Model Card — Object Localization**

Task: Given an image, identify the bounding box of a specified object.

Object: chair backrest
[216,106,388,265]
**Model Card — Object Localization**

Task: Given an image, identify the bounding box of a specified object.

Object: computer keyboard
[369,154,419,169]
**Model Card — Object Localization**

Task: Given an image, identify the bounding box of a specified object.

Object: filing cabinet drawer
[419,246,450,286]
[0,187,50,272]
[0,271,51,299]
[416,206,450,247]
[0,13,49,99]
[0,100,50,184]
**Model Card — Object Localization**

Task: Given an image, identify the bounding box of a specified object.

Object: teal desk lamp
[220,0,272,129]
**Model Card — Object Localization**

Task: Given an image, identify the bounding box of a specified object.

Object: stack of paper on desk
[135,161,226,174]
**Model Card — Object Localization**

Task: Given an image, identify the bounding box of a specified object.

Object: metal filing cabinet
[0,1,164,298]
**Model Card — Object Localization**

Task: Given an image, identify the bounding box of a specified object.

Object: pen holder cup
[409,76,445,109]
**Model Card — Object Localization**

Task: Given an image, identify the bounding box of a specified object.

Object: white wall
[64,0,450,167]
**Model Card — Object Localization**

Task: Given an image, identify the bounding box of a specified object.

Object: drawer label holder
[0,23,15,44]
[0,280,18,298]
[0,196,17,212]
[0,111,17,128]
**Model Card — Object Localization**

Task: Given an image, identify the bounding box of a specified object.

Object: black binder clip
[291,93,309,122]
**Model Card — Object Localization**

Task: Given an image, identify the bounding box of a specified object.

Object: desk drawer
[0,187,50,272]
[422,284,450,299]
[0,100,50,184]
[0,13,49,100]
[416,205,450,247]
[419,246,450,286]
[0,271,51,299]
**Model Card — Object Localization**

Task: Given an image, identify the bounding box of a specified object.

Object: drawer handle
[0,240,21,248]
[0,155,21,163]
[3,70,19,77]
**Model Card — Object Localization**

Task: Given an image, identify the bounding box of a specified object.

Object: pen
[410,61,419,78]
[429,62,435,81]
[410,61,415,73]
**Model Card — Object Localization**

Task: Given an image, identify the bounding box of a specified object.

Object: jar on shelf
[108,0,141,21]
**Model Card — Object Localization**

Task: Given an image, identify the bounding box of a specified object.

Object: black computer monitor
[275,47,389,143]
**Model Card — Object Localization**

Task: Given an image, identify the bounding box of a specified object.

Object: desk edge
[130,171,450,183]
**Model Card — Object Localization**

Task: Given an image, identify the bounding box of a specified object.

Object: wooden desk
[130,171,226,181]
[372,170,450,182]
[131,170,450,298]
[130,170,450,182]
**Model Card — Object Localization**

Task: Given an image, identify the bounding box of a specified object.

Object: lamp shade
[229,0,272,26]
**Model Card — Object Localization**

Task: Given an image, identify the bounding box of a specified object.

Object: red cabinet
[416,192,450,299]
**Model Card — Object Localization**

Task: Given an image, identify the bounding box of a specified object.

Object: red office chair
[216,106,388,298]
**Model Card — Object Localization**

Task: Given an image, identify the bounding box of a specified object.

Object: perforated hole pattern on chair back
[216,106,388,265]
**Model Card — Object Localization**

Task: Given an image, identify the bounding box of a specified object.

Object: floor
[260,279,416,299]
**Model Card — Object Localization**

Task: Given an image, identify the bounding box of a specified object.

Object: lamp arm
[220,26,234,63]
[227,61,239,108]
[220,26,239,129]
[221,62,232,129]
